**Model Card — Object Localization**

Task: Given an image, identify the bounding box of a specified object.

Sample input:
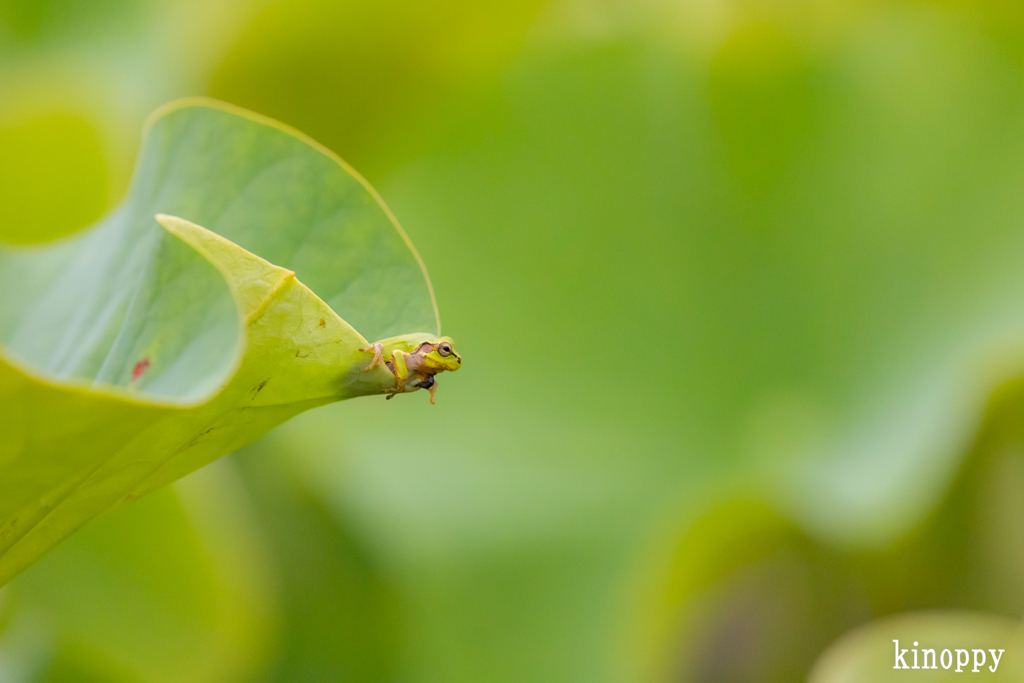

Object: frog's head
[423,336,462,373]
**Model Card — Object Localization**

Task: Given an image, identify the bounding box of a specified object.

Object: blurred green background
[7,0,1024,680]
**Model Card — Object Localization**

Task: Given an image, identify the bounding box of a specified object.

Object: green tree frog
[360,334,461,404]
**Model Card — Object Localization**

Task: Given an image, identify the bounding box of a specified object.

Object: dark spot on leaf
[319,318,326,327]
[253,379,268,397]
[131,357,150,381]
[295,349,309,358]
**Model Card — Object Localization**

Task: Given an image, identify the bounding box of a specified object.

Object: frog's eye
[438,343,452,357]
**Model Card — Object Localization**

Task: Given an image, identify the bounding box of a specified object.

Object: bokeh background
[5,0,1024,680]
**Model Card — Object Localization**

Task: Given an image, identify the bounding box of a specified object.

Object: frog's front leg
[384,350,410,400]
[359,342,384,371]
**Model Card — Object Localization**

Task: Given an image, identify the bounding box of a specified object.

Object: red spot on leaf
[131,358,150,381]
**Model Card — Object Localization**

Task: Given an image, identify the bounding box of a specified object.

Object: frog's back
[376,332,439,356]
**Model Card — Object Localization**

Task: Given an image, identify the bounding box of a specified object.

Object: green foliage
[7,1,1024,682]
[11,473,275,683]
[0,101,437,587]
